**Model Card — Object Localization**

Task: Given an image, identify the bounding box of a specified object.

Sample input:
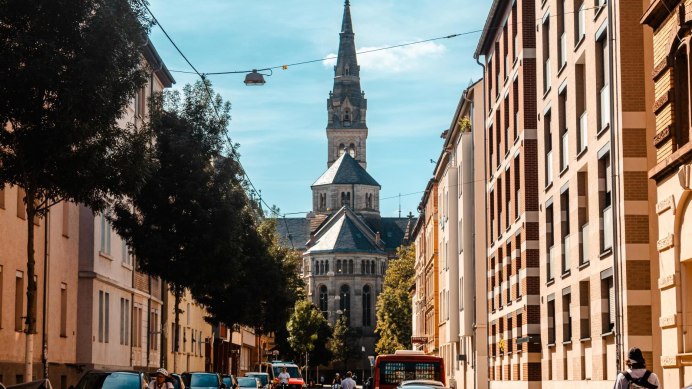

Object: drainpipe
[606,0,625,372]
[42,209,50,379]
[473,54,487,389]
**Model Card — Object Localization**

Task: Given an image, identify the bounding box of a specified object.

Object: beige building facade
[643,1,692,387]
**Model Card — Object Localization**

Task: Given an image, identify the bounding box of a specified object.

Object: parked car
[399,381,444,388]
[237,378,259,389]
[221,376,237,389]
[181,373,224,389]
[170,374,186,389]
[72,370,147,389]
[244,374,269,389]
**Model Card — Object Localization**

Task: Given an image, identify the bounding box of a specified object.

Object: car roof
[245,373,268,376]
[400,381,444,387]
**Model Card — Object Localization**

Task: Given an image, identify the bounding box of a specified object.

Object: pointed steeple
[326,0,368,168]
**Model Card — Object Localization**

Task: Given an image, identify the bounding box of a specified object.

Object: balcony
[546,150,554,186]
[561,131,569,171]
[602,206,613,252]
[559,33,567,69]
[548,245,556,282]
[600,84,610,130]
[580,223,589,265]
[579,112,588,153]
[561,234,571,275]
[544,58,551,93]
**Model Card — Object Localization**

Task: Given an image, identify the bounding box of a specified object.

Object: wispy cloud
[322,41,446,73]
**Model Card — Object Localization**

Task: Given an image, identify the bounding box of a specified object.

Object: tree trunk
[173,284,182,373]
[25,190,37,381]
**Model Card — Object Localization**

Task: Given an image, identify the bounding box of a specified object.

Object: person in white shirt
[149,369,174,389]
[613,347,659,389]
[341,372,356,389]
[278,367,291,389]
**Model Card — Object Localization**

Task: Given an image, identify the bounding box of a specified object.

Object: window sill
[561,270,571,279]
[543,87,552,99]
[562,340,573,346]
[601,331,614,338]
[546,278,555,286]
[121,262,133,270]
[559,166,569,177]
[576,146,588,160]
[578,261,590,270]
[574,36,585,52]
[600,248,613,259]
[60,334,68,339]
[99,251,114,261]
[557,62,567,77]
[515,215,521,223]
[545,181,553,192]
[547,343,556,348]
[596,123,610,139]
[507,300,513,307]
[594,3,606,19]
[580,337,591,343]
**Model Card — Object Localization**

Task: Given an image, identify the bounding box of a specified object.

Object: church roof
[305,207,384,254]
[312,152,380,187]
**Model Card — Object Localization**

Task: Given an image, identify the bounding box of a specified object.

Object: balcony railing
[560,33,567,68]
[578,3,586,43]
[561,131,569,170]
[548,245,556,281]
[546,150,554,186]
[562,234,571,274]
[580,223,589,265]
[579,111,588,152]
[602,206,613,251]
[600,84,610,130]
[544,58,551,92]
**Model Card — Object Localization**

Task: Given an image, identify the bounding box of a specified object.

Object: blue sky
[147,0,490,218]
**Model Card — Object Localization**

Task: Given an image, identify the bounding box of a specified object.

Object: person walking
[278,367,291,389]
[341,372,356,389]
[149,369,174,389]
[613,347,659,389]
[331,373,341,389]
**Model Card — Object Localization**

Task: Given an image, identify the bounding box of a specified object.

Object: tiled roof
[275,217,310,251]
[312,152,380,187]
[306,210,384,254]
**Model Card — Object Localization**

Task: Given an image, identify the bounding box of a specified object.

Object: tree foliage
[0,0,152,378]
[375,244,415,354]
[287,300,333,368]
[329,316,363,370]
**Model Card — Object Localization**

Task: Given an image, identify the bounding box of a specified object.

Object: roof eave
[474,0,507,59]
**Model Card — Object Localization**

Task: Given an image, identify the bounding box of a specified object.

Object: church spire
[326,0,368,168]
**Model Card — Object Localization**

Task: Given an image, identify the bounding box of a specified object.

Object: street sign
[368,356,375,367]
[410,336,428,344]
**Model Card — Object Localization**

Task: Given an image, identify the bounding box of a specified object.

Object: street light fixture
[244,69,271,86]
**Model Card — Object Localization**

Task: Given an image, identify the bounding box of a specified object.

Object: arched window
[339,284,351,322]
[337,260,343,273]
[362,285,372,326]
[341,192,351,207]
[349,259,354,274]
[325,260,330,273]
[338,143,345,157]
[370,261,375,274]
[674,44,691,148]
[349,143,356,158]
[314,260,318,274]
[319,286,329,318]
[360,260,365,274]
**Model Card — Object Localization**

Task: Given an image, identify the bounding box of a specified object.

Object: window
[578,172,590,266]
[579,280,591,339]
[348,259,354,274]
[599,153,613,252]
[544,110,553,186]
[513,79,519,140]
[546,202,555,281]
[100,214,111,255]
[343,110,351,126]
[349,143,356,157]
[339,285,350,322]
[674,44,691,148]
[360,261,365,274]
[489,125,494,177]
[60,284,67,337]
[121,240,130,265]
[575,1,586,43]
[515,234,522,298]
[133,306,142,348]
[98,290,109,343]
[601,271,615,334]
[560,189,571,275]
[558,0,567,68]
[340,192,351,207]
[577,63,588,153]
[507,316,514,353]
[120,298,130,345]
[362,285,372,326]
[512,3,518,60]
[62,202,69,238]
[0,184,5,209]
[542,14,551,93]
[547,294,556,344]
[16,187,25,219]
[319,286,328,318]
[559,89,569,171]
[596,31,610,131]
[149,309,158,350]
[134,85,146,118]
[562,289,572,342]
[15,271,24,332]
[371,261,375,274]
[514,155,520,218]
[505,170,511,227]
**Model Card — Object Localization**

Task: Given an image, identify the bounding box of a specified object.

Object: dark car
[244,374,268,389]
[73,371,147,389]
[181,373,224,389]
[221,376,237,389]
[237,378,258,389]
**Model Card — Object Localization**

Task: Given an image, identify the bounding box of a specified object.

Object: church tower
[326,0,368,169]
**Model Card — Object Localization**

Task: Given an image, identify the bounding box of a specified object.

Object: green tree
[375,245,415,354]
[109,81,247,371]
[329,316,363,371]
[0,0,151,379]
[287,300,333,377]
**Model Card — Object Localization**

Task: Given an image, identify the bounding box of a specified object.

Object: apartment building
[432,80,488,389]
[75,40,174,372]
[535,1,659,387]
[475,0,541,387]
[642,1,692,388]
[412,179,439,355]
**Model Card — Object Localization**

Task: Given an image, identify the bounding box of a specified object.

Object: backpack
[623,371,657,389]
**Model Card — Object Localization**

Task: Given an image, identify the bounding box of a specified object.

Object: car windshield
[101,373,141,389]
[237,378,257,388]
[272,367,300,379]
[190,374,219,388]
[246,375,268,386]
[222,378,232,387]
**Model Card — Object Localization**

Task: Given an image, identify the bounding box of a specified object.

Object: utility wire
[140,0,274,214]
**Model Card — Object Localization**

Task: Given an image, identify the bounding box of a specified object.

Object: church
[275,0,415,372]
